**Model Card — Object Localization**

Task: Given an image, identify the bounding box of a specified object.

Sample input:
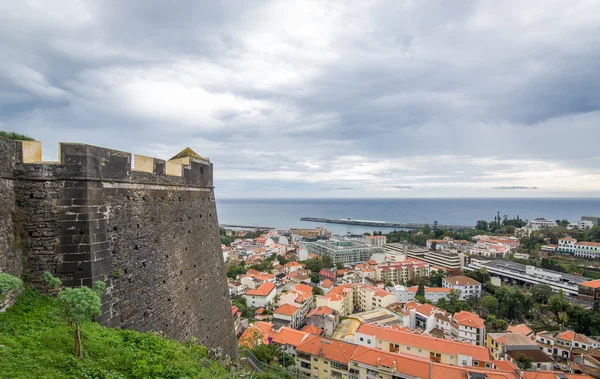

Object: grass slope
[0,290,237,379]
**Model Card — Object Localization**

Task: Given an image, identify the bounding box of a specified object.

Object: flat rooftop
[479,259,589,284]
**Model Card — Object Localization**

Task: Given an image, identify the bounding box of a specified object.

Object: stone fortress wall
[0,137,237,357]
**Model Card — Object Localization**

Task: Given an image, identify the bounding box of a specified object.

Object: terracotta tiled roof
[238,322,274,348]
[245,282,276,297]
[506,323,534,337]
[580,279,600,289]
[271,327,309,347]
[523,371,594,379]
[557,330,576,341]
[357,324,491,362]
[296,335,359,364]
[274,303,300,316]
[444,275,481,286]
[453,310,485,329]
[321,279,333,288]
[308,306,336,317]
[301,324,322,335]
[578,242,600,247]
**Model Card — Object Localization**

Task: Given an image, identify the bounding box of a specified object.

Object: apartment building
[365,235,387,246]
[296,335,359,378]
[306,306,340,337]
[305,239,384,264]
[452,310,486,346]
[442,276,483,300]
[357,286,396,312]
[387,243,466,271]
[391,285,451,303]
[375,259,431,284]
[273,303,302,329]
[487,332,553,371]
[536,330,600,362]
[355,323,492,368]
[277,283,314,324]
[426,237,471,251]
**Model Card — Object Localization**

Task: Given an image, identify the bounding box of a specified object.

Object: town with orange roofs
[224,218,600,379]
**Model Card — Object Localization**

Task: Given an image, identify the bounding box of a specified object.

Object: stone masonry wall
[0,138,22,277]
[0,137,237,357]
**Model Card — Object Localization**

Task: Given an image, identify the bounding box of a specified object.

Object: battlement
[7,139,212,188]
[0,135,237,357]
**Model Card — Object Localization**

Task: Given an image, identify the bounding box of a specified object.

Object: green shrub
[0,131,34,141]
[0,273,22,299]
[0,290,239,378]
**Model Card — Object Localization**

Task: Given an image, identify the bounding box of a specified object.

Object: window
[313,358,318,362]
[367,339,371,344]
[360,337,364,342]
[473,361,479,366]
[406,347,411,351]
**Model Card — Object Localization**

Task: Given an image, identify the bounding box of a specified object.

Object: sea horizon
[216,197,600,235]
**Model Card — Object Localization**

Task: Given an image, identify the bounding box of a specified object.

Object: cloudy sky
[2,1,600,198]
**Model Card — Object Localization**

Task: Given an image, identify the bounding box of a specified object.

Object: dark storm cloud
[1,0,600,197]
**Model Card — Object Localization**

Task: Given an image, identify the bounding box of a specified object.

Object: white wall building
[244,282,276,308]
[442,276,482,300]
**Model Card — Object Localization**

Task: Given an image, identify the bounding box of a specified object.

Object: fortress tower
[0,137,237,357]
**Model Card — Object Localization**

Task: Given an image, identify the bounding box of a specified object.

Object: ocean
[216,198,600,235]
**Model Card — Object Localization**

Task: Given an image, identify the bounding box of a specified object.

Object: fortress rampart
[0,137,237,357]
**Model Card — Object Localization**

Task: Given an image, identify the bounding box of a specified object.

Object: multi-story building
[244,282,276,308]
[296,335,359,378]
[391,285,451,303]
[526,218,558,230]
[357,286,396,312]
[270,327,310,359]
[426,237,471,251]
[273,303,302,329]
[451,310,486,346]
[306,306,340,337]
[365,235,387,246]
[375,259,431,285]
[306,239,384,265]
[557,237,600,258]
[536,330,600,361]
[442,276,483,300]
[387,243,466,271]
[290,227,330,239]
[487,332,553,371]
[277,283,314,324]
[579,279,600,302]
[355,323,492,368]
[466,259,589,296]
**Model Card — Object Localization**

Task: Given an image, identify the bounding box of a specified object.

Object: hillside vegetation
[0,290,238,379]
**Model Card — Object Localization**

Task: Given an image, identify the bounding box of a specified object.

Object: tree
[548,292,570,322]
[486,315,508,332]
[422,224,431,235]
[336,262,345,270]
[480,295,499,316]
[475,220,489,231]
[416,282,425,297]
[312,287,324,296]
[0,273,22,299]
[531,284,552,304]
[494,286,533,321]
[322,255,334,269]
[52,273,106,358]
[514,353,533,370]
[305,259,324,274]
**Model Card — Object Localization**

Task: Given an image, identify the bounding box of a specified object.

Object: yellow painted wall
[133,155,154,173]
[21,141,42,163]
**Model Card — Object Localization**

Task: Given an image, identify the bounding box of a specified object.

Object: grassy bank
[0,290,238,379]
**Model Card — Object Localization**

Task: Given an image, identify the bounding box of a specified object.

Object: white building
[526,218,558,230]
[244,282,276,308]
[558,236,600,258]
[392,285,451,304]
[442,276,482,300]
[365,235,387,247]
